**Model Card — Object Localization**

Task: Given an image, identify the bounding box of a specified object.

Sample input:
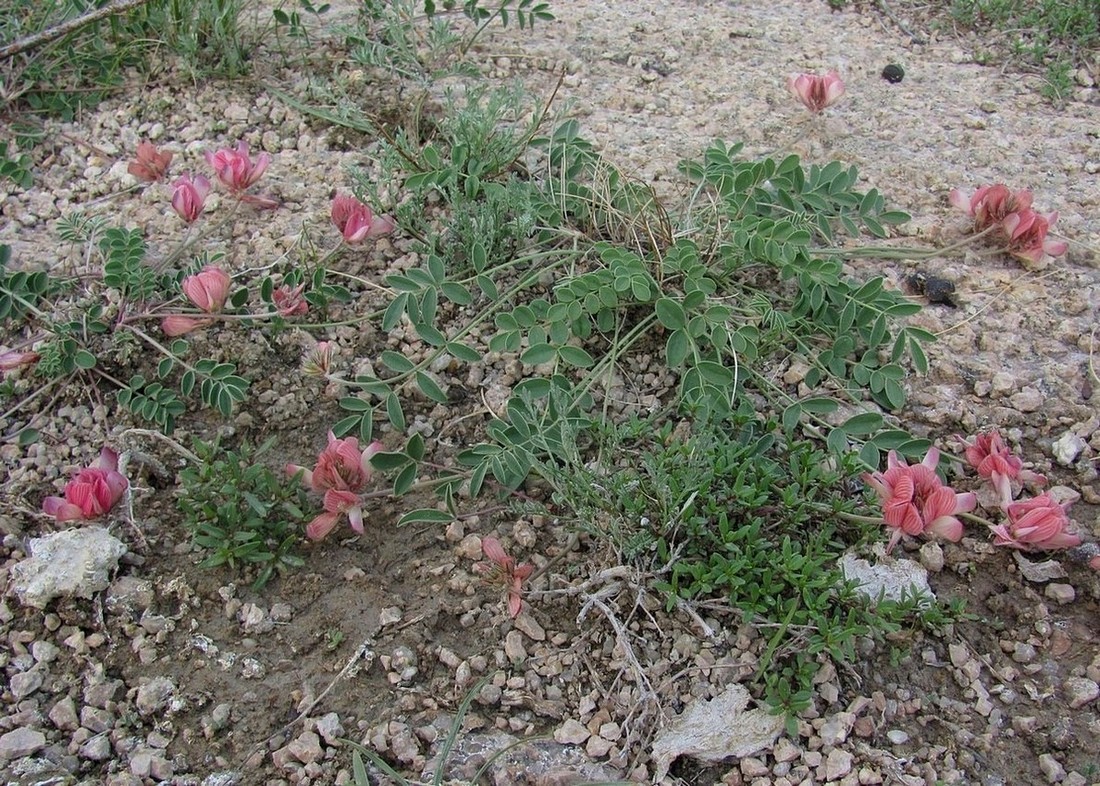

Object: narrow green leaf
[393,463,416,495]
[386,394,405,431]
[557,345,594,368]
[380,350,415,373]
[397,509,454,526]
[415,371,448,403]
[521,343,557,366]
[447,341,481,363]
[340,396,372,412]
[841,412,884,435]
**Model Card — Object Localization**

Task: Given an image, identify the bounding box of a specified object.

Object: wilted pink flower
[205,141,271,194]
[991,493,1081,551]
[786,71,845,113]
[42,446,129,522]
[475,536,534,618]
[949,184,1032,231]
[1002,209,1068,265]
[330,194,396,244]
[128,141,173,183]
[960,430,1045,508]
[160,315,211,336]
[170,174,210,224]
[286,432,383,540]
[273,284,308,317]
[302,341,333,377]
[182,266,231,313]
[0,350,40,374]
[863,448,976,554]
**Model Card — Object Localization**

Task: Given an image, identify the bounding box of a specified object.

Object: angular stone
[0,727,47,759]
[554,719,590,745]
[504,630,527,662]
[136,676,176,716]
[11,669,44,699]
[287,731,323,764]
[315,712,344,746]
[1064,677,1099,709]
[49,696,80,731]
[825,748,853,781]
[79,734,113,761]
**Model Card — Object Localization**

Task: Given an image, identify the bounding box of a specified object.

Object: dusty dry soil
[1,1,1099,785]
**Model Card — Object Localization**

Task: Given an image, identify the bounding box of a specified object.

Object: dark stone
[882,64,905,83]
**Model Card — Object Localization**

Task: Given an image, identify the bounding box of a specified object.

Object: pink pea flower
[205,140,271,194]
[182,266,231,313]
[160,315,210,336]
[42,446,129,522]
[273,284,308,317]
[331,194,396,244]
[170,174,210,224]
[128,141,173,183]
[991,493,1082,551]
[960,430,1046,509]
[475,536,535,618]
[786,71,845,113]
[862,448,976,554]
[1002,209,1068,265]
[286,432,384,540]
[949,184,1032,232]
[0,350,40,374]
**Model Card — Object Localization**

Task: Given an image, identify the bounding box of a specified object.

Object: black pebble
[882,64,905,83]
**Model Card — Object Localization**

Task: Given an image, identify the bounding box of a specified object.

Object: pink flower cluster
[863,448,975,554]
[42,446,129,522]
[286,432,384,541]
[950,184,1067,265]
[474,537,534,618]
[960,430,1080,552]
[863,431,1084,556]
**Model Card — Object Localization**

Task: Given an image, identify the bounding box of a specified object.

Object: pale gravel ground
[2,1,1100,785]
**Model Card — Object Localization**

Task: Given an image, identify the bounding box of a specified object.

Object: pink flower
[991,493,1081,551]
[273,284,308,317]
[205,141,271,194]
[170,174,210,224]
[286,432,384,540]
[42,446,129,522]
[786,71,845,113]
[0,350,40,374]
[949,184,1032,231]
[475,536,534,618]
[128,141,173,183]
[960,430,1045,508]
[302,341,333,377]
[862,448,976,554]
[330,194,396,244]
[1002,209,1068,265]
[160,315,211,336]
[182,266,231,313]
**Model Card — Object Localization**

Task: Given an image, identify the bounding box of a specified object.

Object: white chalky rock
[838,552,933,606]
[1052,432,1087,466]
[650,684,784,781]
[11,528,127,609]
